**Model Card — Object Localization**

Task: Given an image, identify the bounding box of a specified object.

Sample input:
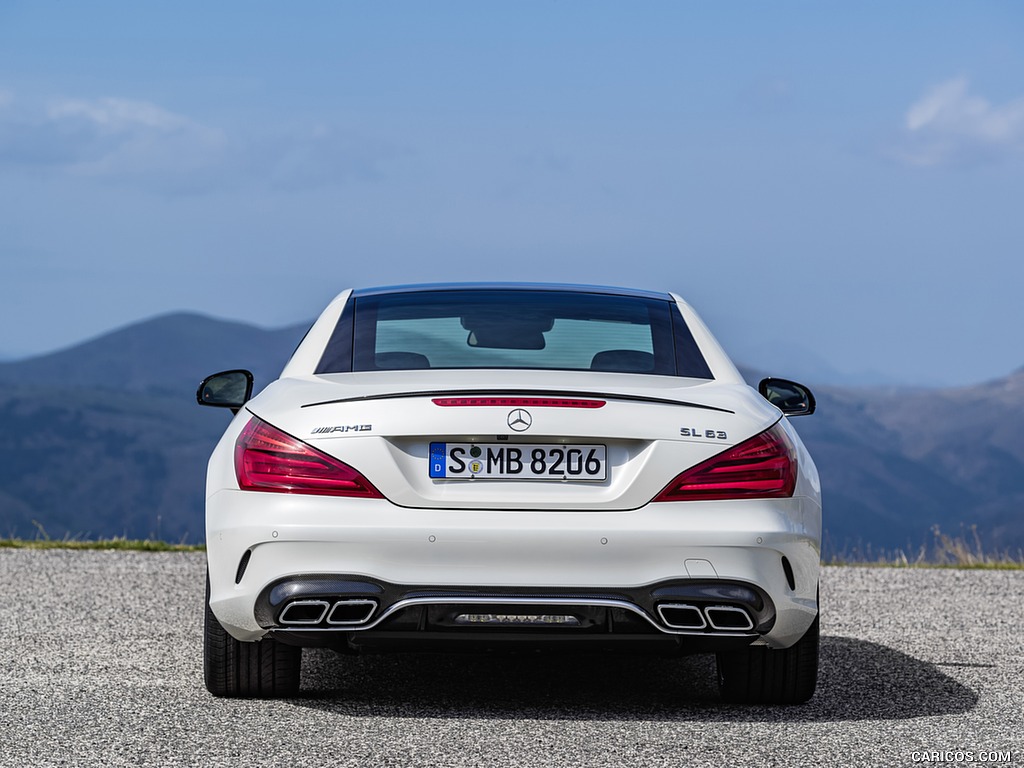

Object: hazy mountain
[0,313,309,542]
[0,312,308,397]
[0,313,1021,557]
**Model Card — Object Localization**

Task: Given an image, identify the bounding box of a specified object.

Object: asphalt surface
[1,550,1021,768]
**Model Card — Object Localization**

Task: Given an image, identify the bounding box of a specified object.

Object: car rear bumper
[206,490,821,649]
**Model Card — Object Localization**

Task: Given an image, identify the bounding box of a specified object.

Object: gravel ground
[1,550,1021,767]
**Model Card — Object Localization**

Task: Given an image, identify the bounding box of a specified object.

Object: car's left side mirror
[758,377,816,416]
[197,370,254,413]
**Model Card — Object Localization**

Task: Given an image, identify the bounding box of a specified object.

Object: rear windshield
[316,290,713,378]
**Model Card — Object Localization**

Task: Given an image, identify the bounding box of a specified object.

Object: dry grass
[826,525,1024,569]
[0,538,205,552]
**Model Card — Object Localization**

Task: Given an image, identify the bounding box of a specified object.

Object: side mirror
[197,370,254,413]
[758,377,816,416]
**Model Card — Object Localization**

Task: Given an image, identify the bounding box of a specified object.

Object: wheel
[715,613,819,705]
[204,572,301,698]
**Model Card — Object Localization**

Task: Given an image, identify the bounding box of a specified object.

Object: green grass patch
[0,521,205,552]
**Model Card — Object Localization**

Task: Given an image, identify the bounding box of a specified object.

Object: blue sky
[1,2,1022,386]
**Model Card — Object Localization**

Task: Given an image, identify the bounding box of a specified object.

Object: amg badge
[311,425,373,434]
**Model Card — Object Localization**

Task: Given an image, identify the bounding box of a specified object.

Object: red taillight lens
[653,423,797,502]
[432,397,605,408]
[234,418,383,498]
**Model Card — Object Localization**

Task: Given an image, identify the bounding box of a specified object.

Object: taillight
[653,423,797,502]
[234,417,383,498]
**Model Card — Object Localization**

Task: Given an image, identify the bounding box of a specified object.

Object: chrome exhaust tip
[656,603,707,630]
[704,605,755,631]
[279,599,330,625]
[326,599,377,625]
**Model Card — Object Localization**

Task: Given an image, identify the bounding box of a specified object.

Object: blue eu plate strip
[429,442,447,478]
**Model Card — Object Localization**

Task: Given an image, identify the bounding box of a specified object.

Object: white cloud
[262,123,396,190]
[48,97,198,133]
[897,77,1024,167]
[0,93,227,188]
[743,78,795,114]
[43,96,227,179]
[0,91,396,193]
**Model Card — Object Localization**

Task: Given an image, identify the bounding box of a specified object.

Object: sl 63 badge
[680,427,728,440]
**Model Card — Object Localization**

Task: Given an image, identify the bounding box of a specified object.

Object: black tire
[715,613,819,705]
[204,573,302,698]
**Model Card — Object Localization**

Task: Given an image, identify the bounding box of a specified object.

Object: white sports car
[198,283,821,703]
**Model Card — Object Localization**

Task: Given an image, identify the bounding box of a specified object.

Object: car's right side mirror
[197,370,254,413]
[758,377,816,416]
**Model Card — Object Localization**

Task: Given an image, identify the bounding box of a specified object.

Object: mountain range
[1,312,1021,557]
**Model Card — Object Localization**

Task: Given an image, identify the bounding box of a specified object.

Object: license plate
[429,443,607,481]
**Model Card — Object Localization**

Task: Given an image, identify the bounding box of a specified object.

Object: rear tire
[204,573,301,698]
[715,613,819,705]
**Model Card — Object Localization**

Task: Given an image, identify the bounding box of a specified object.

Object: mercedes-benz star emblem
[507,408,532,432]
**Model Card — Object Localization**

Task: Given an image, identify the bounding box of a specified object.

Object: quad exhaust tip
[657,603,754,632]
[279,600,331,625]
[279,598,377,626]
[657,604,707,630]
[326,599,377,625]
[704,605,755,631]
